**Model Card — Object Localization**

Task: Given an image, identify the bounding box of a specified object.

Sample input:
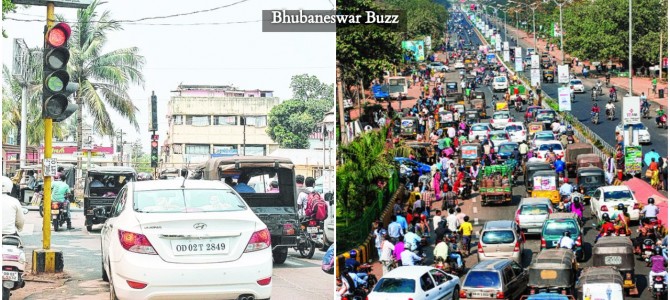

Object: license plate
[654,284,664,289]
[170,238,229,256]
[51,209,59,215]
[527,228,541,233]
[307,227,319,234]
[471,292,489,297]
[2,271,18,281]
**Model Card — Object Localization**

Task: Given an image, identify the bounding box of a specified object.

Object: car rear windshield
[133,189,247,213]
[499,144,516,153]
[463,271,501,288]
[544,220,579,236]
[603,190,633,202]
[373,278,415,293]
[493,114,509,119]
[495,77,506,82]
[539,144,561,151]
[490,133,507,140]
[506,125,522,131]
[472,125,489,131]
[521,204,549,215]
[481,230,515,244]
[579,174,604,185]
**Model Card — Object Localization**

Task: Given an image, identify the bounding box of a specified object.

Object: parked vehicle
[592,236,638,296]
[528,248,577,295]
[516,197,553,234]
[541,212,585,261]
[575,267,624,300]
[368,266,460,300]
[2,230,27,299]
[460,259,528,299]
[477,220,525,264]
[84,166,136,232]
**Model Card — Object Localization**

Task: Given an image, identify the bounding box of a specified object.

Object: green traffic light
[47,76,64,92]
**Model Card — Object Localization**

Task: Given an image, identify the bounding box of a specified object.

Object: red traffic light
[46,23,71,47]
[151,141,159,148]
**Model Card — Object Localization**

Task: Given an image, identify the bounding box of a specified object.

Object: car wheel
[3,287,9,300]
[102,260,109,282]
[273,247,288,264]
[87,225,94,232]
[452,286,460,300]
[109,264,119,300]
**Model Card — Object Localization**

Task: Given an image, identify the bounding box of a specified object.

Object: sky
[2,0,335,152]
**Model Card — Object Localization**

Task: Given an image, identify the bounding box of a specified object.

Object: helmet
[1,176,13,194]
[608,100,612,104]
[593,103,597,107]
[349,250,357,258]
[654,246,663,256]
[648,197,655,205]
[602,213,610,222]
[617,203,625,210]
[564,231,571,237]
[564,177,569,183]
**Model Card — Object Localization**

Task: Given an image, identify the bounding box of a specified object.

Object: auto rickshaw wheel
[87,225,93,232]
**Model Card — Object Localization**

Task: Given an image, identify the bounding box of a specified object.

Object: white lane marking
[19,224,34,236]
[473,207,478,214]
[474,218,479,225]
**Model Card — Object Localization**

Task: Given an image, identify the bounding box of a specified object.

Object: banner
[622,96,641,124]
[514,47,523,71]
[503,51,510,62]
[533,176,556,191]
[531,69,541,87]
[495,38,501,51]
[503,41,509,51]
[552,22,562,37]
[624,146,642,174]
[461,145,479,160]
[557,65,570,83]
[401,40,425,62]
[558,87,572,111]
[531,55,540,69]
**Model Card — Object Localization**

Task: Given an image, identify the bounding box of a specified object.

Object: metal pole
[322,124,326,178]
[337,61,347,144]
[632,0,633,96]
[532,7,537,51]
[559,3,565,64]
[20,86,28,168]
[42,2,54,251]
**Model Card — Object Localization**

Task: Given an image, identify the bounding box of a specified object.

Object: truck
[478,164,514,206]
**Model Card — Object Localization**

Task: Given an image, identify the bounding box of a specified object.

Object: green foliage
[289,74,334,101]
[266,99,332,149]
[385,0,449,47]
[2,0,15,37]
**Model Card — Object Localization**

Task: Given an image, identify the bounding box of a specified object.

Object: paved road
[13,210,332,300]
[483,17,668,159]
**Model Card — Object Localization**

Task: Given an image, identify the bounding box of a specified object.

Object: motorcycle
[657,115,668,129]
[50,201,71,232]
[592,89,598,101]
[642,238,656,266]
[651,275,667,300]
[295,218,317,259]
[514,100,523,112]
[609,91,617,102]
[2,235,26,299]
[606,108,615,121]
[643,106,650,119]
[591,112,599,124]
[358,264,379,289]
[596,83,603,95]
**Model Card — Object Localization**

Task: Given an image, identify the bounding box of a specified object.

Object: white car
[534,140,564,159]
[570,79,585,93]
[488,130,510,152]
[454,61,465,69]
[515,197,553,234]
[492,76,509,92]
[490,111,512,130]
[504,122,527,143]
[428,62,449,72]
[590,185,641,222]
[100,180,272,299]
[615,122,651,144]
[368,266,460,300]
[469,123,494,141]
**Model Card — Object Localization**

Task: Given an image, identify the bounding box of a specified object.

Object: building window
[173,115,183,125]
[239,145,265,156]
[213,145,238,156]
[186,115,210,126]
[185,144,210,155]
[213,116,237,125]
[241,116,267,127]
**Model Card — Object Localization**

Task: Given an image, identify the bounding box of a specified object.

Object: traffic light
[150,136,159,168]
[42,22,78,121]
[149,91,157,132]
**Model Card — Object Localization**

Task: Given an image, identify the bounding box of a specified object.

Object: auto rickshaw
[444,97,457,110]
[406,142,436,165]
[576,154,603,170]
[459,143,481,170]
[543,69,555,83]
[400,116,419,138]
[453,104,465,115]
[576,167,605,203]
[446,82,458,94]
[531,170,560,204]
[528,122,544,138]
[565,143,593,178]
[495,100,509,111]
[439,111,456,128]
[525,162,553,193]
[465,109,479,125]
[471,99,486,118]
[473,91,485,103]
[528,248,577,295]
[576,266,624,300]
[592,237,638,296]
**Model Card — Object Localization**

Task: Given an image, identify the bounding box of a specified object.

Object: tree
[266,99,332,148]
[2,0,15,37]
[289,74,334,100]
[65,0,146,157]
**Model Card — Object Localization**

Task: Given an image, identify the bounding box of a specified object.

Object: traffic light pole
[43,1,54,252]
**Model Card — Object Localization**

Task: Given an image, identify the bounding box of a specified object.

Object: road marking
[474,218,479,225]
[473,207,478,214]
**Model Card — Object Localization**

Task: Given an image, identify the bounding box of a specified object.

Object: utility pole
[628,0,633,95]
[42,1,54,252]
[337,61,347,144]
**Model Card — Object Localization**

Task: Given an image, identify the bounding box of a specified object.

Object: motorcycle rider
[609,86,617,101]
[559,177,574,200]
[648,246,668,285]
[591,103,601,123]
[345,250,369,283]
[641,197,660,222]
[641,95,651,117]
[597,213,616,242]
[605,72,611,85]
[51,174,72,229]
[2,176,25,236]
[655,105,666,126]
[400,242,423,266]
[558,231,576,250]
[605,101,615,119]
[595,79,602,94]
[571,192,585,222]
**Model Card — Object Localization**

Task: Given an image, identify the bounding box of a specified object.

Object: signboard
[622,96,641,124]
[531,69,541,87]
[486,53,496,64]
[424,36,432,51]
[42,145,114,155]
[495,38,501,51]
[401,40,425,62]
[503,41,509,51]
[12,0,92,8]
[514,47,523,71]
[533,176,556,191]
[461,145,479,160]
[558,87,572,111]
[557,65,570,83]
[531,55,540,69]
[440,113,453,122]
[624,146,642,174]
[514,47,522,59]
[43,158,57,177]
[503,51,510,62]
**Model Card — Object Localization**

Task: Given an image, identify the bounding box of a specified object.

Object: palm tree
[65,0,145,154]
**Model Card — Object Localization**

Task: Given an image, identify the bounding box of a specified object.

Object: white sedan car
[504,122,527,143]
[570,79,585,93]
[101,180,272,300]
[469,123,494,141]
[590,185,641,222]
[615,122,651,144]
[535,140,564,159]
[368,266,460,300]
[454,61,465,69]
[491,111,512,130]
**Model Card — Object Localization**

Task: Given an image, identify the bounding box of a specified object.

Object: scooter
[607,108,615,121]
[642,238,656,266]
[651,275,667,300]
[591,112,599,125]
[2,235,26,299]
[643,106,650,119]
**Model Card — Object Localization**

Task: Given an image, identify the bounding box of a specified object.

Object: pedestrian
[432,209,443,231]
[458,215,473,256]
[379,234,395,275]
[446,208,460,232]
[372,220,384,259]
[605,154,616,185]
[652,77,658,95]
[455,207,466,224]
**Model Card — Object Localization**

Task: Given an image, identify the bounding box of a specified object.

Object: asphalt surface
[12,210,332,300]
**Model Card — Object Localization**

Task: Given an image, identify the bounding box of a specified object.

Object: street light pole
[532,6,537,51]
[628,0,633,94]
[559,2,565,64]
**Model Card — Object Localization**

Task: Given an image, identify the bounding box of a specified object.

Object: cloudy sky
[2,0,335,150]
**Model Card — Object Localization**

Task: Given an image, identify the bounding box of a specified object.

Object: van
[477,220,525,264]
[492,76,508,92]
[460,259,529,299]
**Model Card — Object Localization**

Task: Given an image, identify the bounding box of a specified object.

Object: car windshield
[603,190,633,202]
[538,144,562,151]
[521,204,550,215]
[373,278,416,293]
[570,80,582,85]
[536,113,553,119]
[495,77,506,82]
[472,125,488,131]
[499,144,516,153]
[481,230,515,244]
[490,133,507,140]
[493,114,509,120]
[579,174,604,185]
[544,220,579,236]
[133,189,247,213]
[463,271,501,288]
[506,125,522,132]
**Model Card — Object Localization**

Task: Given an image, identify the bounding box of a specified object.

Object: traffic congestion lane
[13,211,332,300]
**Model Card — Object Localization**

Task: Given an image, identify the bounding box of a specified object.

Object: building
[164,84,281,167]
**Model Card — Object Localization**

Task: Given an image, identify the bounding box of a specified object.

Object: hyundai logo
[193,223,207,230]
